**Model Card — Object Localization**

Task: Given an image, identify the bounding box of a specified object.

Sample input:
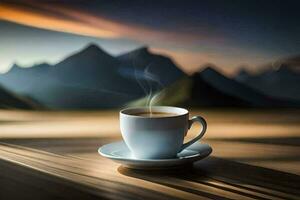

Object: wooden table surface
[0,110,299,200]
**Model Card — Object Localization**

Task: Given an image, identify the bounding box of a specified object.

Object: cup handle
[180,116,207,152]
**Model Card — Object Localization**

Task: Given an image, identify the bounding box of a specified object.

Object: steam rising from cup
[135,64,165,117]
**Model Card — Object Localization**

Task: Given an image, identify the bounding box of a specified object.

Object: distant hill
[189,66,297,107]
[53,44,121,87]
[127,77,193,107]
[0,44,185,109]
[0,63,52,94]
[117,47,184,86]
[235,62,300,101]
[0,84,37,109]
[280,55,300,72]
[130,66,300,108]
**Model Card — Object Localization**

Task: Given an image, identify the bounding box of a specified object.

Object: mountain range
[235,63,300,101]
[189,66,292,107]
[0,84,39,109]
[0,44,299,109]
[0,44,185,109]
[129,65,299,108]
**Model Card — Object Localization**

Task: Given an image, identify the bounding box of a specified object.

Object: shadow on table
[118,157,300,200]
[207,136,300,147]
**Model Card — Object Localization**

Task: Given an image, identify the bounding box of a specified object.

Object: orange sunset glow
[0,2,207,44]
[0,3,119,38]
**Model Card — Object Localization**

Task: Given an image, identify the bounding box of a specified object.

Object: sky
[1,0,300,74]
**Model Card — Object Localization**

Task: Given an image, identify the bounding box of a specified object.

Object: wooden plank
[0,142,299,200]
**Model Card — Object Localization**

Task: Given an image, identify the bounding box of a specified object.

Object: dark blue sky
[73,0,300,53]
[1,0,300,74]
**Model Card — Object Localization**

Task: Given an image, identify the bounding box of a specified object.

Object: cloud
[0,1,219,46]
[0,3,119,38]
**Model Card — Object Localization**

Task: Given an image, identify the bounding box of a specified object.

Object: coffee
[135,112,177,118]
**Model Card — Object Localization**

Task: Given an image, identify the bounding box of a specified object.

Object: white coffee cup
[120,106,207,159]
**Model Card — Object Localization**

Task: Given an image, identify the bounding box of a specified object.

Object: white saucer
[98,141,212,169]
